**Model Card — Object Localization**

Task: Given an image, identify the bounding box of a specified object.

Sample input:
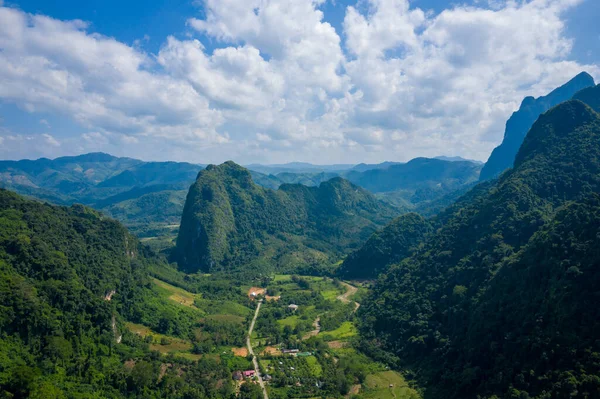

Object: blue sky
[0,0,599,164]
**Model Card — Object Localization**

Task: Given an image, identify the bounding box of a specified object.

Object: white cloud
[0,6,227,162]
[342,0,598,160]
[0,0,597,163]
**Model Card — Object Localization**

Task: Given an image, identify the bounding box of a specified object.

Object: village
[125,272,419,399]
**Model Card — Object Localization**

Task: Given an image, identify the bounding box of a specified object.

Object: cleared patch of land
[361,371,420,399]
[152,278,200,307]
[232,347,249,357]
[321,321,357,341]
[125,322,194,355]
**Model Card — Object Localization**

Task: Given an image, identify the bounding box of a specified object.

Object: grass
[194,298,252,319]
[305,356,322,377]
[126,322,194,355]
[362,371,421,399]
[321,321,357,341]
[277,315,300,328]
[321,289,340,300]
[152,278,200,308]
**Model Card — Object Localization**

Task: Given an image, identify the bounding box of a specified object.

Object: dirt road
[337,282,360,312]
[247,299,269,399]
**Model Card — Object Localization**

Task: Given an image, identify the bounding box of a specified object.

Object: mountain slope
[573,84,600,112]
[0,188,238,398]
[176,162,397,273]
[360,100,600,398]
[338,213,432,279]
[0,153,204,235]
[479,72,595,181]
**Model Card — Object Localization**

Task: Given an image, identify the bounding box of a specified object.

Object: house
[243,370,256,378]
[232,371,243,381]
[281,348,299,354]
[288,304,298,311]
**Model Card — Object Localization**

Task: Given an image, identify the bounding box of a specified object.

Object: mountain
[0,188,238,398]
[0,153,204,238]
[479,71,595,181]
[359,99,600,398]
[175,162,397,274]
[350,161,403,172]
[245,162,353,174]
[249,170,341,190]
[434,156,483,164]
[573,83,600,112]
[344,158,482,193]
[338,213,432,279]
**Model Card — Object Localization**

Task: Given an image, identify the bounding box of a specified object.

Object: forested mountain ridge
[344,157,481,194]
[480,72,595,181]
[0,189,238,398]
[359,99,600,399]
[176,162,398,274]
[0,153,204,237]
[573,84,600,112]
[338,213,432,279]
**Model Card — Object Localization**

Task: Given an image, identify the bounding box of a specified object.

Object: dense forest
[358,98,600,398]
[338,213,432,279]
[0,189,237,398]
[175,162,397,273]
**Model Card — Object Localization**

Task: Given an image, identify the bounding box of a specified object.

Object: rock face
[479,72,595,181]
[176,162,397,273]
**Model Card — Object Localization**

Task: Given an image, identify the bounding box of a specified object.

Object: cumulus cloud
[0,0,597,163]
[0,6,227,161]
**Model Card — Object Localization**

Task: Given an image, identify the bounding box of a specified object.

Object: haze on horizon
[0,0,599,165]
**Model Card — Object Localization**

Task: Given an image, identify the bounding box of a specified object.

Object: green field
[321,321,357,341]
[125,322,195,355]
[361,371,421,399]
[305,356,322,377]
[152,278,201,308]
[277,315,301,328]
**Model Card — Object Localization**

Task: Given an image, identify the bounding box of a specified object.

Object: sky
[0,0,598,164]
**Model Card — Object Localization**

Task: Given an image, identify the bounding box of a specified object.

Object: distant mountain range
[1,153,483,241]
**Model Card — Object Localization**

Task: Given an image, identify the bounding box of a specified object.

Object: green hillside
[0,189,240,398]
[359,100,600,398]
[176,162,398,274]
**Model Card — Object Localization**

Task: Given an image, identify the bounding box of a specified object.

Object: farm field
[124,272,420,399]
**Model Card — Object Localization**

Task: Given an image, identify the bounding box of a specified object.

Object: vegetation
[359,100,600,398]
[0,189,239,398]
[339,213,432,279]
[344,157,482,194]
[176,162,398,273]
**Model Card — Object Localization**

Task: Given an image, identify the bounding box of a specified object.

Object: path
[302,316,321,340]
[247,299,269,399]
[337,282,360,312]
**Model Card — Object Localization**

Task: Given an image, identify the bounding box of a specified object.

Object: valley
[1,70,600,399]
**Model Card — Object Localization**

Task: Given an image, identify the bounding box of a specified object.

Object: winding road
[337,281,360,312]
[247,299,269,399]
